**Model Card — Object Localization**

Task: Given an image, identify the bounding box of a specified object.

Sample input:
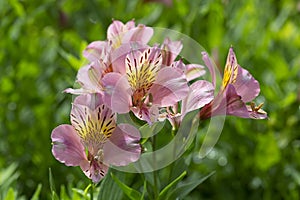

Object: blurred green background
[1,0,300,199]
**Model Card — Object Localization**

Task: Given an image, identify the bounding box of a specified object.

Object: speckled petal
[81,160,109,183]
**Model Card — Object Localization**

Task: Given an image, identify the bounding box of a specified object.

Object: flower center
[126,48,162,106]
[71,104,116,149]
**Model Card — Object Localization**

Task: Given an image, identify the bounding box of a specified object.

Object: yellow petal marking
[126,48,162,106]
[221,49,238,90]
[71,104,116,147]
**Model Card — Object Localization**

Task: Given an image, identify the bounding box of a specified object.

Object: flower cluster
[51,19,267,183]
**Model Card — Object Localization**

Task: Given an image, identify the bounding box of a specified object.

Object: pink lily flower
[66,20,153,95]
[107,19,153,50]
[159,60,214,129]
[104,46,189,124]
[199,47,267,120]
[161,37,183,66]
[84,20,153,73]
[64,62,106,95]
[51,94,141,183]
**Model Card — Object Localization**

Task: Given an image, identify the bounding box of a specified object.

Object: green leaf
[4,187,15,200]
[139,121,165,140]
[58,48,86,71]
[8,0,25,16]
[140,181,147,200]
[48,168,59,200]
[110,172,142,200]
[158,171,187,199]
[0,163,19,190]
[30,184,42,200]
[97,170,124,200]
[72,188,88,200]
[59,185,71,200]
[166,172,215,200]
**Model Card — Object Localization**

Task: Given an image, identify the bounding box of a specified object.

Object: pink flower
[161,38,183,66]
[107,20,153,49]
[66,20,153,95]
[104,46,189,124]
[199,47,267,120]
[51,94,141,183]
[64,62,106,95]
[160,61,214,129]
[84,19,153,73]
[171,59,206,82]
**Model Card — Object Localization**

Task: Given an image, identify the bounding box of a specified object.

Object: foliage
[0,0,299,199]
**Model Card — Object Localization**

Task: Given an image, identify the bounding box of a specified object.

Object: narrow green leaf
[59,185,71,200]
[0,163,19,186]
[48,168,59,200]
[158,171,187,199]
[72,188,88,200]
[0,163,19,193]
[8,0,25,16]
[4,187,15,200]
[30,184,42,200]
[48,168,55,193]
[51,191,59,200]
[140,181,147,200]
[58,49,85,71]
[166,171,215,200]
[110,172,142,200]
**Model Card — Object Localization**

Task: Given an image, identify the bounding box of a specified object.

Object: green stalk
[90,182,94,200]
[152,135,159,199]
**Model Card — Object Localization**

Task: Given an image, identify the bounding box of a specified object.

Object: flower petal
[81,160,109,183]
[65,64,104,95]
[150,67,189,107]
[225,85,250,118]
[200,84,249,120]
[161,38,183,66]
[83,41,110,64]
[171,60,206,81]
[131,104,159,124]
[221,47,238,90]
[106,74,132,113]
[181,80,214,116]
[107,20,135,42]
[73,93,104,110]
[202,51,217,88]
[185,64,206,81]
[103,124,141,166]
[122,25,153,45]
[233,66,260,102]
[110,43,148,74]
[51,125,87,166]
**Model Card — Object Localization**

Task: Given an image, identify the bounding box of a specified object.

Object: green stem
[168,127,178,182]
[152,135,159,199]
[90,182,94,200]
